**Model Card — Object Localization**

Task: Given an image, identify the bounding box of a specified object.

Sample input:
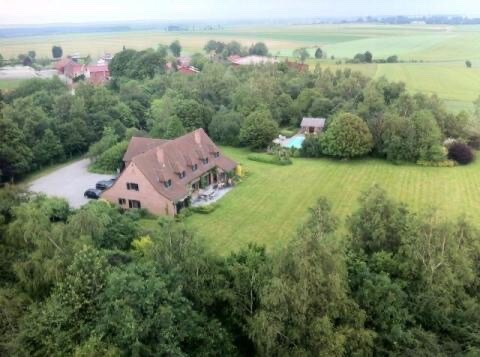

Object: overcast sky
[1,0,480,25]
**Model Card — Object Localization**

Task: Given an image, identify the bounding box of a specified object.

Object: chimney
[156,147,165,164]
[194,129,202,144]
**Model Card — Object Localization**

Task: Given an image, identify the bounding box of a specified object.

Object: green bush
[247,153,292,166]
[300,135,323,158]
[190,204,218,214]
[279,128,297,138]
[90,140,128,174]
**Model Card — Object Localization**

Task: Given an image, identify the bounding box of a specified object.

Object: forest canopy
[0,185,479,355]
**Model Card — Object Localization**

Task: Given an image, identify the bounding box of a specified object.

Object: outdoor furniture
[208,189,217,199]
[199,187,215,201]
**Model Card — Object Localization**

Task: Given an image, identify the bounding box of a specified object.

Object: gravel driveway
[29,159,114,208]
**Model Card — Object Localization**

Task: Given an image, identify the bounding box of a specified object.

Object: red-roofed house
[85,64,110,85]
[177,65,199,75]
[64,61,85,79]
[101,129,237,216]
[55,58,74,74]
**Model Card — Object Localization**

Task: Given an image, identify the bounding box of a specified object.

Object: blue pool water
[285,136,305,149]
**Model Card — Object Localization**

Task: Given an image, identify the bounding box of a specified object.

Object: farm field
[2,24,480,111]
[177,147,480,254]
[314,60,480,111]
[2,24,478,60]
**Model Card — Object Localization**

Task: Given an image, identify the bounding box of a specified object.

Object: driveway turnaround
[29,159,114,208]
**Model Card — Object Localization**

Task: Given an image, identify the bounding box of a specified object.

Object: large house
[101,129,237,216]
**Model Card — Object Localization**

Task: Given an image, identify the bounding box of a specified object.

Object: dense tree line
[203,40,269,58]
[0,184,479,355]
[0,77,143,181]
[2,42,479,181]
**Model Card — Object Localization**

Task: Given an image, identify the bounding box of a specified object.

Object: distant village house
[55,56,110,85]
[165,56,200,75]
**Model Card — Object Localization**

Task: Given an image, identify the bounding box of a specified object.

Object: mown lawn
[180,147,480,254]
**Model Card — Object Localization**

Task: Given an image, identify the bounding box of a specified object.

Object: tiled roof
[178,65,199,74]
[123,137,167,163]
[127,129,237,202]
[54,58,73,71]
[87,64,109,73]
[301,117,326,127]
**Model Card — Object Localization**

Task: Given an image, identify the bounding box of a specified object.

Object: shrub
[448,142,475,165]
[247,153,292,166]
[279,128,296,138]
[190,204,218,214]
[300,135,322,158]
[90,140,128,173]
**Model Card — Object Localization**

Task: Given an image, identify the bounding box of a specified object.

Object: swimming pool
[284,135,305,149]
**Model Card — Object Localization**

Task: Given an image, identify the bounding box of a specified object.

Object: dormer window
[202,158,209,165]
[164,179,172,188]
[178,171,186,179]
[213,152,220,158]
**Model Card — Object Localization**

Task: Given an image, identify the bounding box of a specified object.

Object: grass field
[2,24,480,111]
[312,60,480,111]
[172,147,480,254]
[2,24,475,59]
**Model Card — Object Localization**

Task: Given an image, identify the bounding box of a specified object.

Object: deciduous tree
[169,40,182,57]
[321,113,374,158]
[239,108,278,149]
[51,45,63,59]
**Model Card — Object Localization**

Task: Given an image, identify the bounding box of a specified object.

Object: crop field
[2,24,480,109]
[180,147,480,254]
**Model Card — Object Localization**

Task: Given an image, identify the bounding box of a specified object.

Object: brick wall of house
[101,162,176,216]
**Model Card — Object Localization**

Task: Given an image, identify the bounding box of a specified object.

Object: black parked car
[84,188,102,199]
[96,178,116,190]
